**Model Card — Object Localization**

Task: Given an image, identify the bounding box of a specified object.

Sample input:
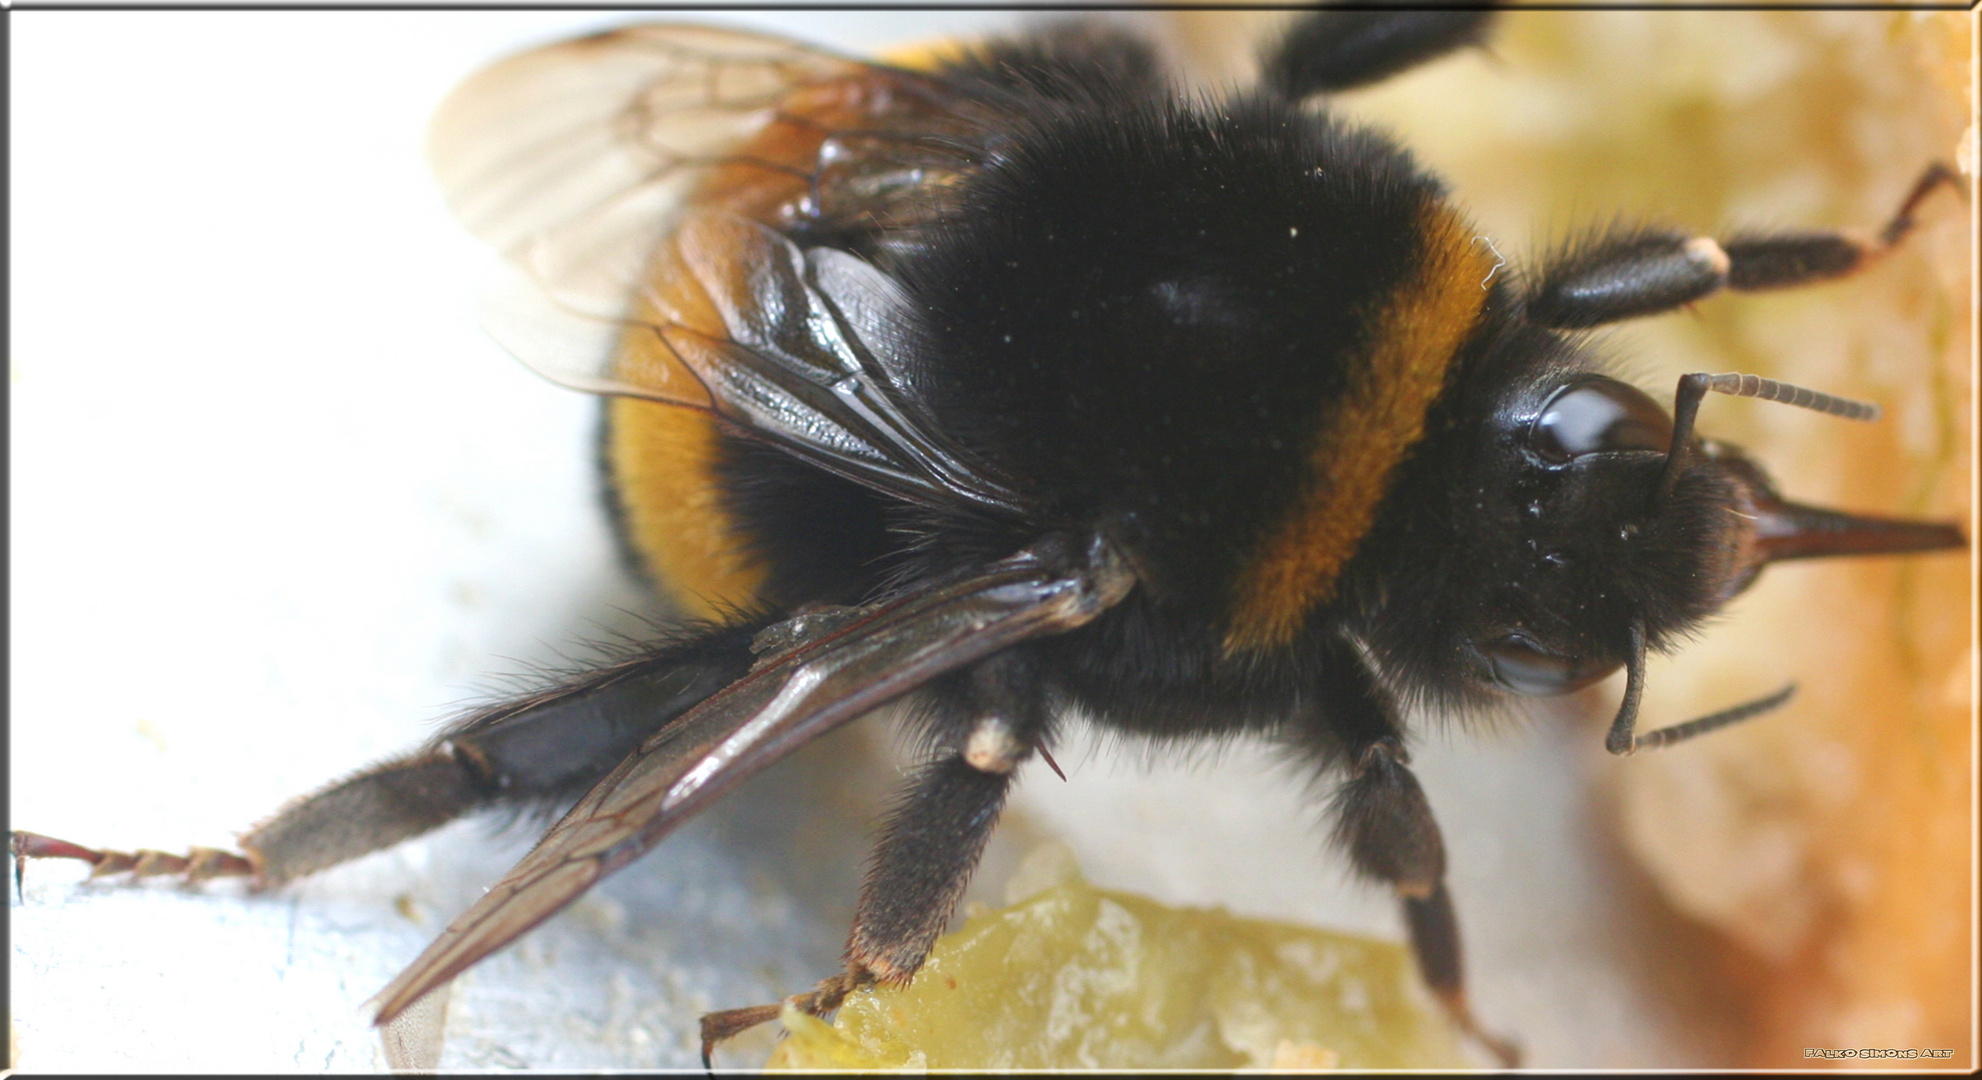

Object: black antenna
[1604,615,1799,755]
[1603,617,1648,755]
[1654,372,1880,506]
[1632,684,1798,752]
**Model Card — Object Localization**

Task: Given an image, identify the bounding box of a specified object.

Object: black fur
[594,402,652,586]
[713,431,896,611]
[898,92,1440,608]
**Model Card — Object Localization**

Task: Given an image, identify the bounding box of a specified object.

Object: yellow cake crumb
[764,850,1465,1070]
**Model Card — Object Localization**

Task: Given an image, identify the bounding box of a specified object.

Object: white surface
[13,10,1721,1071]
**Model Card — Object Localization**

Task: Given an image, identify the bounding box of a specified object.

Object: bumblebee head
[1358,349,1965,725]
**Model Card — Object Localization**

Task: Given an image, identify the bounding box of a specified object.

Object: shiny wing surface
[431,24,1009,511]
[430,23,861,279]
[369,537,1135,1026]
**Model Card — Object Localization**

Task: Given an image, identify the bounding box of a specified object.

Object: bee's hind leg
[246,623,765,884]
[1261,3,1499,102]
[15,621,765,892]
[1285,640,1522,1068]
[699,651,1049,1066]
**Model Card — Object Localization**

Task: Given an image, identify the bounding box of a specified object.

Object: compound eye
[1483,633,1617,696]
[1533,378,1674,463]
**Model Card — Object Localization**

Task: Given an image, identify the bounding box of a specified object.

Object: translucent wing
[431,24,1012,511]
[368,536,1134,1026]
[430,23,861,288]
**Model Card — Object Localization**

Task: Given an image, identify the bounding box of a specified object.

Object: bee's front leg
[699,650,1049,1065]
[1355,758,1523,1070]
[1525,163,1963,330]
[1289,640,1522,1068]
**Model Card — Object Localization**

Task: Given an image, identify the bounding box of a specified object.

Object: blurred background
[11,8,1971,1070]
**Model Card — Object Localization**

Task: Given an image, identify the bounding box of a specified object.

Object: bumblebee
[17,7,1965,1068]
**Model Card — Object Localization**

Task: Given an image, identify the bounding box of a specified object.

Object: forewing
[430,23,856,284]
[649,213,1025,509]
[377,986,449,1071]
[431,23,1009,511]
[430,24,862,411]
[368,537,1135,1026]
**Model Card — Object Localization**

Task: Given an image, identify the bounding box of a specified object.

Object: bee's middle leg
[699,650,1047,1063]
